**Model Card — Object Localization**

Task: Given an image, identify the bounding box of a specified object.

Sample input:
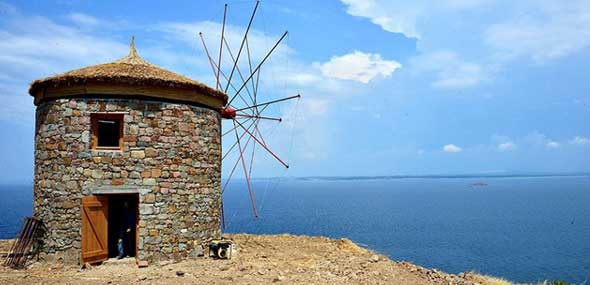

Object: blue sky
[1,0,590,183]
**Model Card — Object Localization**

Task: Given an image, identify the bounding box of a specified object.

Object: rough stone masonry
[33,98,222,264]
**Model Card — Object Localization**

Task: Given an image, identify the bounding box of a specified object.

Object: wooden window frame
[91,113,124,151]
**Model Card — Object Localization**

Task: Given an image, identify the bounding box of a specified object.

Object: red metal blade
[233,119,259,218]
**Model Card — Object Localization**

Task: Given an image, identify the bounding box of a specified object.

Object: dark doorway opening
[107,194,138,258]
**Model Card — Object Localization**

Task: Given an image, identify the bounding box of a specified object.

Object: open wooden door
[81,195,109,264]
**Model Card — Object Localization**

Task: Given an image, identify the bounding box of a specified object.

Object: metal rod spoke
[227,31,288,106]
[222,102,270,161]
[245,36,257,102]
[222,149,242,193]
[222,107,267,194]
[222,127,256,194]
[234,94,300,113]
[255,124,268,147]
[223,37,255,106]
[217,4,227,90]
[236,114,282,122]
[222,119,256,161]
[208,55,251,107]
[224,0,260,94]
[248,128,256,180]
[222,116,253,137]
[200,32,252,108]
[198,33,219,80]
[235,119,289,168]
[254,67,261,112]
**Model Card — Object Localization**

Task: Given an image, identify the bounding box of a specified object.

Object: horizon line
[247,171,590,181]
[2,171,589,185]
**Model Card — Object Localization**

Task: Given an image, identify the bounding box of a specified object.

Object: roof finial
[129,36,138,57]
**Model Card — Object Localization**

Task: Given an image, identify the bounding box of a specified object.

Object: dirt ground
[0,234,508,284]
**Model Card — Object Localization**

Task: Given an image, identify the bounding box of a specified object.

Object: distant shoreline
[293,173,590,181]
[2,173,590,186]
[244,172,590,182]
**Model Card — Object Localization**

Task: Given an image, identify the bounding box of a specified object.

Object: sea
[1,175,589,283]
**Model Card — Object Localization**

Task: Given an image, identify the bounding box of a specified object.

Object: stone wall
[33,98,222,263]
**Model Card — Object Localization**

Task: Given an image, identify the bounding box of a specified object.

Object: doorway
[107,194,138,258]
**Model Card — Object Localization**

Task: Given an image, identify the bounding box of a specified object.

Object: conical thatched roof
[29,38,227,108]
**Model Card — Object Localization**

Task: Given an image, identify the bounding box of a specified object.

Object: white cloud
[342,1,590,63]
[443,144,462,153]
[340,0,421,39]
[0,12,130,124]
[497,141,517,152]
[339,1,494,89]
[495,132,590,152]
[340,1,590,91]
[409,50,488,89]
[339,0,489,39]
[570,136,590,146]
[485,1,590,62]
[522,132,563,149]
[319,51,401,84]
[546,141,560,148]
[0,17,127,72]
[67,12,100,27]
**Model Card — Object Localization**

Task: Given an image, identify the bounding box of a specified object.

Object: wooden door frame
[135,194,140,260]
[81,193,140,264]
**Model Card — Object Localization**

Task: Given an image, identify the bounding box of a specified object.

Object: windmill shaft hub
[220,107,237,119]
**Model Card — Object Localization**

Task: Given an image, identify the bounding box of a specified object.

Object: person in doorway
[117,201,135,259]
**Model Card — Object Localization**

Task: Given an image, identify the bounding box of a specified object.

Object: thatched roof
[29,38,227,106]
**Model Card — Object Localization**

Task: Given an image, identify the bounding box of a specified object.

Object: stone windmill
[27,1,298,266]
[30,38,226,264]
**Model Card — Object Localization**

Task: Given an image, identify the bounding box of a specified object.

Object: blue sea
[2,176,589,283]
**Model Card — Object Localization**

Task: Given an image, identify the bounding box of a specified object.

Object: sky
[1,0,590,183]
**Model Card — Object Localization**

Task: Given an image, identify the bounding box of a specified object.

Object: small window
[91,114,124,150]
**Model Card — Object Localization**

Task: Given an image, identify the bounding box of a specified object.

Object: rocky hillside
[0,234,511,284]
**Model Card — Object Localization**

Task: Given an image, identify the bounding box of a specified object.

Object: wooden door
[81,195,109,264]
